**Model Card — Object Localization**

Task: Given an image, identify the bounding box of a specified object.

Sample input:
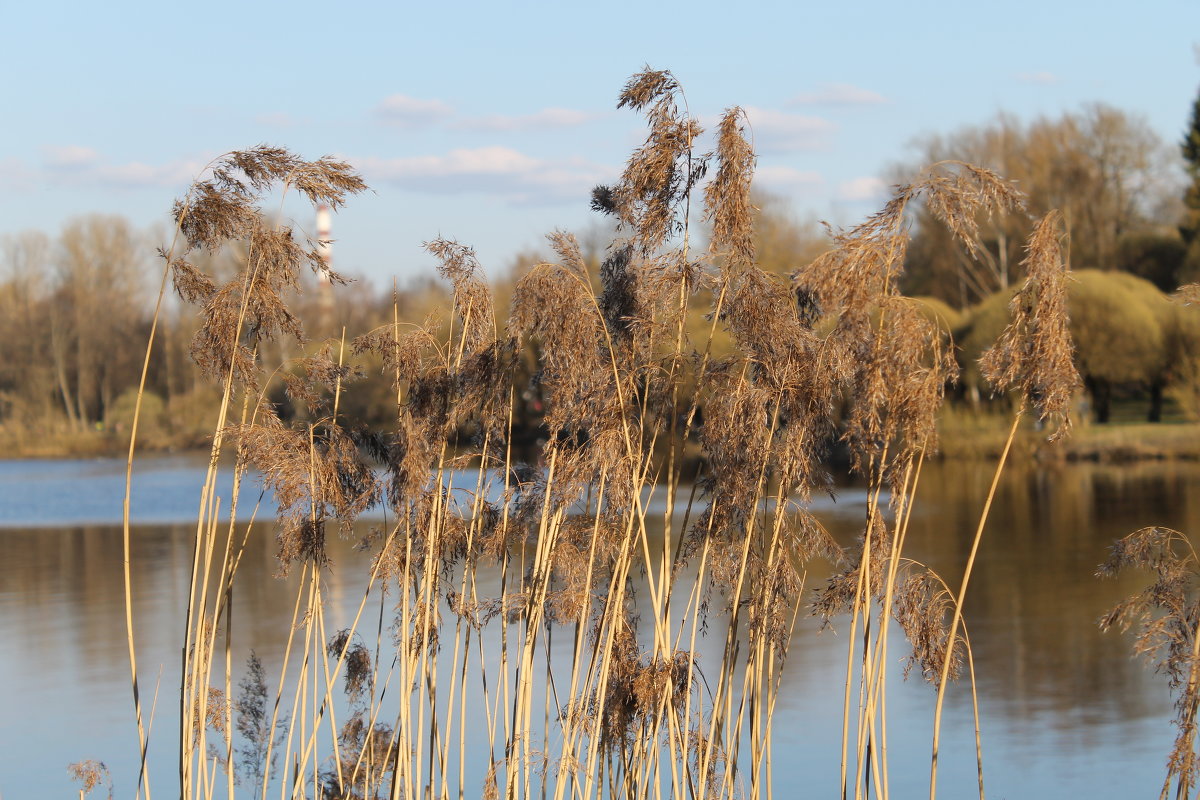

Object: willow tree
[961,270,1177,422]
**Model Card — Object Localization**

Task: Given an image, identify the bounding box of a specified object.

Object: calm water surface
[1,454,1197,798]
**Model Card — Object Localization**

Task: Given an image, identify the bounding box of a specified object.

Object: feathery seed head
[704,107,757,273]
[979,210,1080,441]
[426,238,496,357]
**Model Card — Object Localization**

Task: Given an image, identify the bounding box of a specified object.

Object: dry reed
[114,68,1086,800]
[1100,528,1200,799]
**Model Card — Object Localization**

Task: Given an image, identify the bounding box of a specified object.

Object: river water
[1,454,1197,798]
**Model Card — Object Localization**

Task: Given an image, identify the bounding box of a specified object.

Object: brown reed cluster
[317,631,398,800]
[1100,527,1200,798]
[803,163,1029,683]
[600,68,705,255]
[170,147,365,388]
[136,69,1086,800]
[68,759,112,799]
[980,209,1080,440]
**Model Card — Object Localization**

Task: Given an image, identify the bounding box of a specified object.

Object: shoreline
[4,418,1200,463]
[937,417,1200,462]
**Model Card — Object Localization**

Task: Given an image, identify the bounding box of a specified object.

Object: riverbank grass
[939,406,1200,461]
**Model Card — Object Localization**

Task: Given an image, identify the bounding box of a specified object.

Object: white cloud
[454,107,599,132]
[740,107,836,153]
[753,166,825,194]
[91,160,203,188]
[1016,71,1059,86]
[838,176,887,202]
[789,83,888,107]
[355,146,614,204]
[375,94,455,127]
[42,145,101,169]
[369,146,540,177]
[34,147,205,189]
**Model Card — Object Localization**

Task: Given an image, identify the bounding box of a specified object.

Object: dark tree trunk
[1087,377,1112,424]
[1148,382,1164,423]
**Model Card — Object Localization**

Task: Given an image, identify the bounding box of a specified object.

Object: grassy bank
[939,407,1200,461]
[0,424,203,459]
[5,409,1199,462]
[0,424,138,459]
[0,386,221,458]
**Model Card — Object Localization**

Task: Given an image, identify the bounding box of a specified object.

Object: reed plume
[1100,528,1200,799]
[68,760,113,799]
[116,71,1092,800]
[979,209,1080,441]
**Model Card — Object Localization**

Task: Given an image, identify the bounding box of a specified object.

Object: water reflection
[903,461,1195,724]
[0,459,1195,797]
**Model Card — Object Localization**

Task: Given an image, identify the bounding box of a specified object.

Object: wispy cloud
[375,94,455,127]
[91,160,204,188]
[838,176,887,202]
[753,166,824,194]
[454,107,600,132]
[789,83,888,107]
[36,147,204,188]
[740,107,836,153]
[355,146,613,205]
[43,145,101,169]
[1016,71,1059,86]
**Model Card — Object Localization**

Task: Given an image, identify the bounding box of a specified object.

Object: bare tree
[54,215,148,428]
[0,231,57,426]
[897,105,1178,306]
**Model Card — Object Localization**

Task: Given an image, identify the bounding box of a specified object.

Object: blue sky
[4,0,1198,288]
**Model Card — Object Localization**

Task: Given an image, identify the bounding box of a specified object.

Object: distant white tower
[315,203,333,329]
[316,203,333,278]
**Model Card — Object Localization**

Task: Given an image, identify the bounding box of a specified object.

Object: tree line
[898,103,1197,304]
[2,94,1199,454]
[0,218,460,453]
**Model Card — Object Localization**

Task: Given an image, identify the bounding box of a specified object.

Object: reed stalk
[109,70,1089,800]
